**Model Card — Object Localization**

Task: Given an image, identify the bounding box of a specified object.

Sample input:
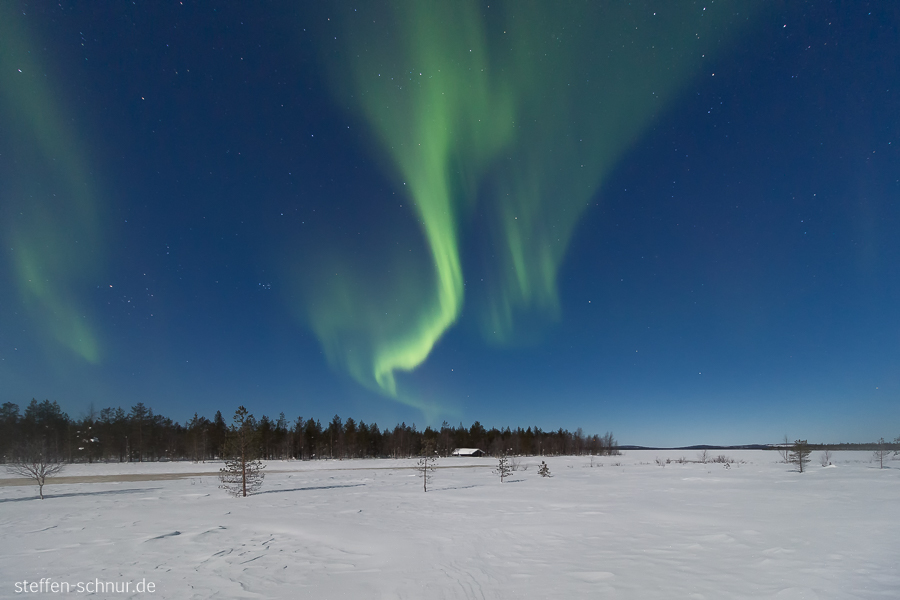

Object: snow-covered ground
[0,451,897,599]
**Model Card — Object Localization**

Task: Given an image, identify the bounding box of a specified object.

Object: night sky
[2,1,898,446]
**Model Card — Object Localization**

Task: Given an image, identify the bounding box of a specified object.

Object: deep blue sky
[1,2,898,446]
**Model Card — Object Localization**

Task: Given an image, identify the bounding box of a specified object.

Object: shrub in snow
[778,435,791,463]
[820,450,833,467]
[538,460,551,477]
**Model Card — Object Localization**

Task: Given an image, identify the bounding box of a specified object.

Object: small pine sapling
[416,442,438,492]
[493,454,512,482]
[538,460,551,477]
[788,439,811,473]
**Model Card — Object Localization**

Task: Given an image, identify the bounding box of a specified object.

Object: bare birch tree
[873,438,891,469]
[778,434,791,463]
[6,443,65,499]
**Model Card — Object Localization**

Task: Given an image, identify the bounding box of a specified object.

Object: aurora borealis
[304,2,746,407]
[1,2,899,445]
[1,11,104,363]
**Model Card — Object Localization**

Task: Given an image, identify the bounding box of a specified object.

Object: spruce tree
[538,460,551,477]
[219,406,265,497]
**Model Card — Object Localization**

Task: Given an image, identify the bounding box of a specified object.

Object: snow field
[0,451,897,599]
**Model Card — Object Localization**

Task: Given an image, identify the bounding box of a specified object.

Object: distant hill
[620,442,897,451]
[619,444,772,451]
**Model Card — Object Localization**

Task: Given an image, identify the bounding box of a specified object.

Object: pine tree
[415,442,437,492]
[538,460,551,477]
[219,406,265,497]
[788,439,811,473]
[493,454,512,482]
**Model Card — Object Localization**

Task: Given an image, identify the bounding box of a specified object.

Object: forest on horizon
[0,399,620,463]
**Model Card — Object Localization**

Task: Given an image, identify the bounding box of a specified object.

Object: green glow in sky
[0,13,103,363]
[300,1,746,406]
[344,1,517,398]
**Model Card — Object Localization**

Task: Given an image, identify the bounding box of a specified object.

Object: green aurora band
[0,10,104,363]
[298,1,752,410]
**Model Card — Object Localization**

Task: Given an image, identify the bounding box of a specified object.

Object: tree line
[0,399,619,463]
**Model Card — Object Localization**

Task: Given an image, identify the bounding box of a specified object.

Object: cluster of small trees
[776,434,900,454]
[413,450,552,492]
[218,415,554,497]
[782,437,898,472]
[1,399,619,463]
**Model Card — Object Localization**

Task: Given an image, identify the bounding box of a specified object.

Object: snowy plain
[0,450,897,599]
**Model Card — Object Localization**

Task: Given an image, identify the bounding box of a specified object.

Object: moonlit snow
[1,451,897,598]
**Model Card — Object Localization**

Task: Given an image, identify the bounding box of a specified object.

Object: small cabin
[451,448,485,457]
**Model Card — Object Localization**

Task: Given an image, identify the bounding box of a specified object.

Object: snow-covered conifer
[538,460,551,477]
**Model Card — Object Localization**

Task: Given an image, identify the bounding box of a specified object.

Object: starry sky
[1,1,898,446]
